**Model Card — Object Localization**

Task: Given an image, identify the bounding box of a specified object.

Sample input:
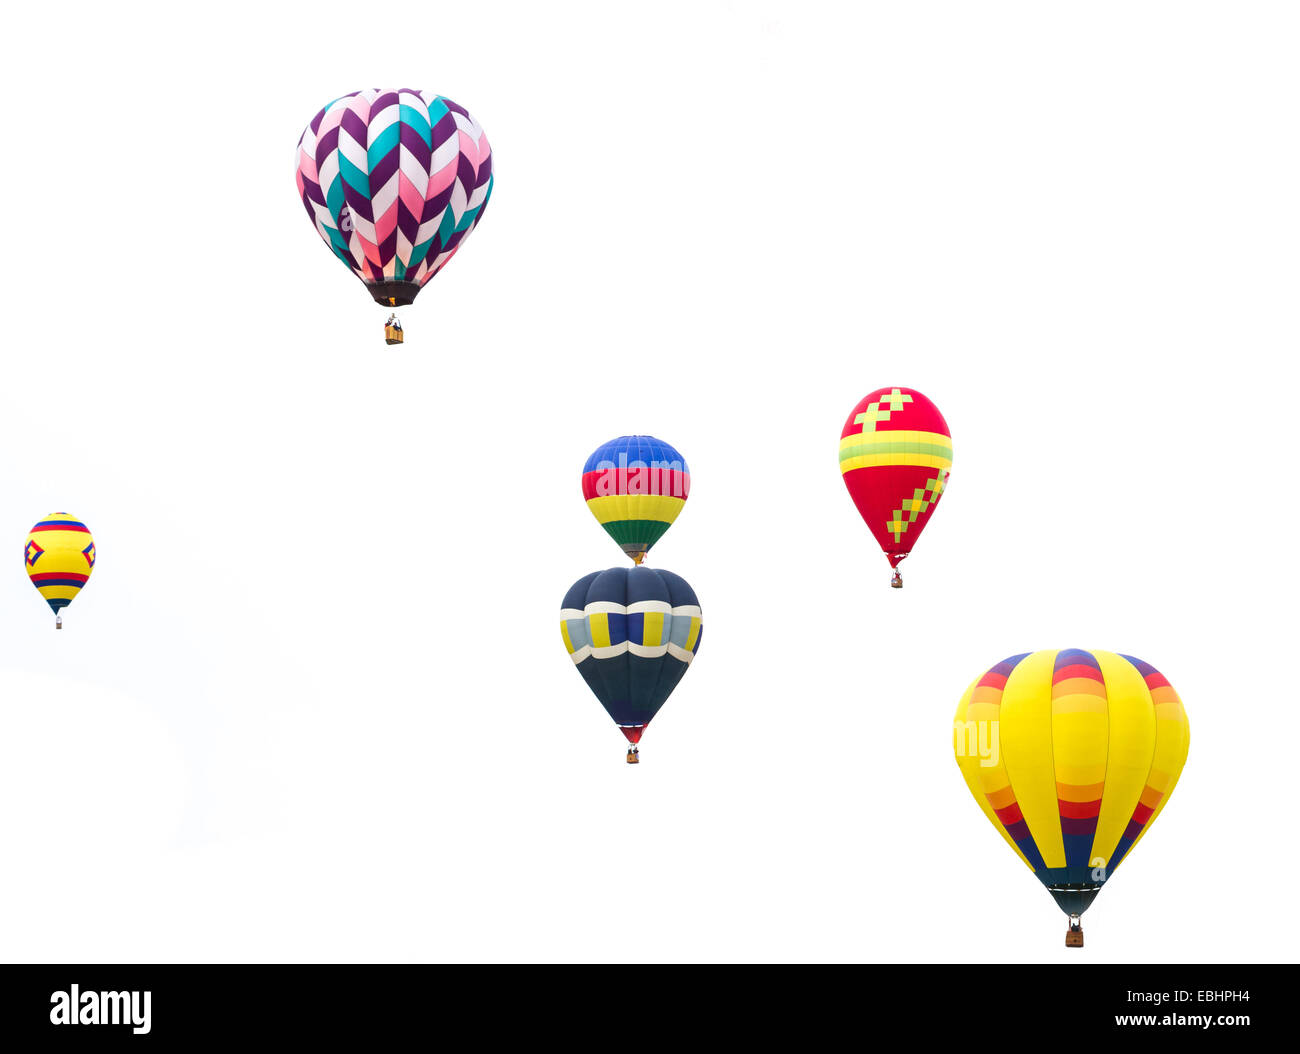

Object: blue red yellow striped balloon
[953,649,1190,945]
[560,566,703,761]
[25,513,96,628]
[582,436,690,564]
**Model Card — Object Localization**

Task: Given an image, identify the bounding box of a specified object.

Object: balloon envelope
[953,649,1189,917]
[839,387,951,572]
[582,436,690,564]
[25,513,95,616]
[560,566,702,743]
[296,89,493,306]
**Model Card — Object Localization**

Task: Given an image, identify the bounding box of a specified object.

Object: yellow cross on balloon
[854,388,913,432]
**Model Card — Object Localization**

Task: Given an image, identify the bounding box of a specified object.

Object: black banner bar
[0,963,1281,1042]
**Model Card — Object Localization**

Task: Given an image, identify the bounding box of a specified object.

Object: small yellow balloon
[24,512,96,627]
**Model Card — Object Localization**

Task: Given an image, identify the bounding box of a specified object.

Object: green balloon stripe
[839,440,952,462]
[601,518,673,549]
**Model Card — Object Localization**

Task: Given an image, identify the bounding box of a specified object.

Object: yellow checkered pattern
[886,472,948,541]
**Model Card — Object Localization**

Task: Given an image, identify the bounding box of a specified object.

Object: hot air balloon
[839,387,951,588]
[582,436,690,565]
[24,513,96,629]
[560,566,702,763]
[295,89,493,344]
[953,649,1190,946]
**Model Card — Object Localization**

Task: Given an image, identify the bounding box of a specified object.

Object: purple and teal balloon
[296,89,493,308]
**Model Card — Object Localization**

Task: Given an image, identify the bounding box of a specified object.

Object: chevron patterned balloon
[296,89,493,307]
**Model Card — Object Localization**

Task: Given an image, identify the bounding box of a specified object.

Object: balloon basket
[626,747,640,765]
[1065,915,1084,948]
[890,569,903,589]
[55,614,63,630]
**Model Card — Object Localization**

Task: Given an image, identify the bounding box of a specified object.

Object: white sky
[0,0,1293,962]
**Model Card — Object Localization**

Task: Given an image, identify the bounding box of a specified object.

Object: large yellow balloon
[24,512,96,628]
[953,649,1189,944]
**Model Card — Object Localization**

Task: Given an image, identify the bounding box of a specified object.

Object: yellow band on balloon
[585,494,686,525]
[34,584,83,602]
[839,452,952,473]
[838,428,952,451]
[999,650,1068,869]
[1090,651,1157,865]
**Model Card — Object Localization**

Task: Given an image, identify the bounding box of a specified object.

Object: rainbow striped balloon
[25,513,96,626]
[953,649,1189,937]
[582,436,690,564]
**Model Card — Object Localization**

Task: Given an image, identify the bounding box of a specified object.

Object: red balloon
[839,387,953,586]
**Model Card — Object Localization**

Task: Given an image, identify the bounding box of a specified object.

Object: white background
[0,0,1293,963]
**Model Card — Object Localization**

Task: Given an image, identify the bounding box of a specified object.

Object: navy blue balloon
[560,566,703,743]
